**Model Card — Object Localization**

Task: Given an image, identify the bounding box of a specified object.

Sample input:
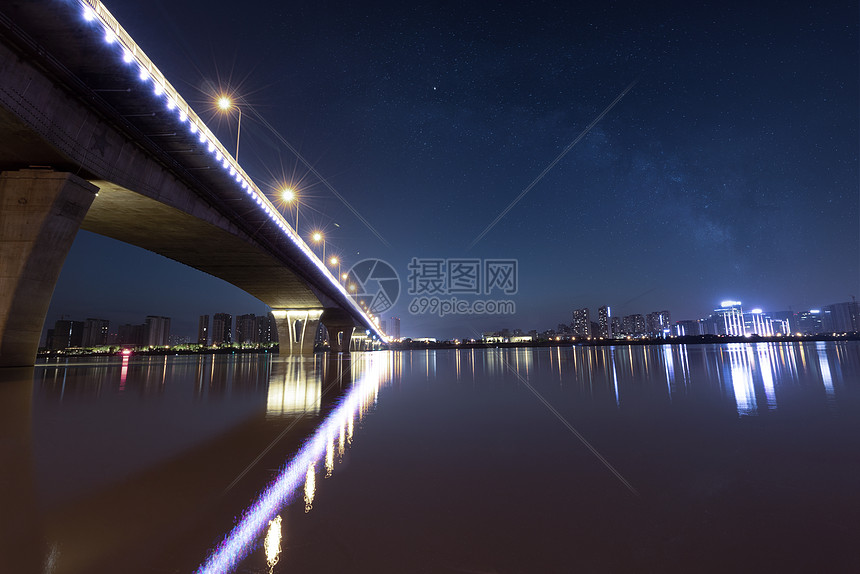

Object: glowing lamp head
[217,96,232,111]
[281,188,295,202]
[750,308,763,314]
[329,257,338,265]
[312,232,322,243]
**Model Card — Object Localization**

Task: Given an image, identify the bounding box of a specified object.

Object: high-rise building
[380,320,388,335]
[822,301,860,333]
[623,314,646,337]
[610,316,623,338]
[796,310,823,334]
[675,319,703,337]
[744,308,774,336]
[571,308,591,337]
[212,313,232,345]
[390,316,401,340]
[144,316,171,346]
[646,310,671,338]
[82,318,110,347]
[769,311,795,333]
[49,319,84,350]
[236,314,258,344]
[198,315,210,346]
[256,313,276,343]
[117,323,146,346]
[597,306,612,338]
[711,301,745,336]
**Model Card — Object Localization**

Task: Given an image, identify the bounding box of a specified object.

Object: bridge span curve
[0,0,385,366]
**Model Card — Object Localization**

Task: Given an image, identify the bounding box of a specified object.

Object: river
[2,341,859,573]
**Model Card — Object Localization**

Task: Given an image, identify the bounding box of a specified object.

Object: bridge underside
[82,181,324,310]
[0,169,358,367]
[0,15,368,367]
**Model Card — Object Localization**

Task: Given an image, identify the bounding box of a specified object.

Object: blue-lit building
[711,301,745,336]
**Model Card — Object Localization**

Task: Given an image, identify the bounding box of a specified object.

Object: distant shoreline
[35,332,859,360]
[391,333,859,351]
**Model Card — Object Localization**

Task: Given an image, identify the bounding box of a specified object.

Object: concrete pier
[0,170,97,367]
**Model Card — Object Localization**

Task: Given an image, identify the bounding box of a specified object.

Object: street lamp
[329,256,341,280]
[217,95,242,161]
[312,231,325,261]
[281,187,299,233]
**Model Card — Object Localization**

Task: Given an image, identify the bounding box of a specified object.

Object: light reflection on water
[263,515,282,573]
[8,342,859,573]
[396,342,854,418]
[266,359,321,416]
[195,353,391,574]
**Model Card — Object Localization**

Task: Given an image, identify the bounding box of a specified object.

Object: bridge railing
[73,0,385,341]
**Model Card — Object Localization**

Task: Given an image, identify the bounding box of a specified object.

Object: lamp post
[281,187,299,233]
[329,256,341,280]
[217,96,242,161]
[312,231,325,262]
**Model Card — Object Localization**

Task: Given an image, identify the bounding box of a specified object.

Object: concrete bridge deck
[0,0,384,366]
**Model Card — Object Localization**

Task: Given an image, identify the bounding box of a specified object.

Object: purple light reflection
[196,354,387,574]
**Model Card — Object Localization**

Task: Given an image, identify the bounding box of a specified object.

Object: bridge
[0,0,387,367]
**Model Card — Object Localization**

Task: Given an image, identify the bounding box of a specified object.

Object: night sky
[46,0,858,340]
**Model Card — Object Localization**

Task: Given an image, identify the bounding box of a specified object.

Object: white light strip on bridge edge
[72,0,386,341]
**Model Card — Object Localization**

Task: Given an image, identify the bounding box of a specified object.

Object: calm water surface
[2,342,859,573]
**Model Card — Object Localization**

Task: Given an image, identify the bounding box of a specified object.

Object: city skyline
[43,0,858,341]
[43,293,857,345]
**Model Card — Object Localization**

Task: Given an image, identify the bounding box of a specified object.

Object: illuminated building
[610,316,623,338]
[743,308,773,336]
[571,308,591,337]
[646,310,671,338]
[623,314,646,337]
[796,310,823,334]
[49,319,84,350]
[236,313,258,344]
[212,313,232,345]
[198,314,210,345]
[712,301,745,336]
[390,316,401,340]
[598,306,611,338]
[675,319,703,336]
[256,313,276,343]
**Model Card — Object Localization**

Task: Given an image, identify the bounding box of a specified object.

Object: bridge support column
[320,308,357,354]
[324,322,354,354]
[271,309,322,355]
[0,170,98,367]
